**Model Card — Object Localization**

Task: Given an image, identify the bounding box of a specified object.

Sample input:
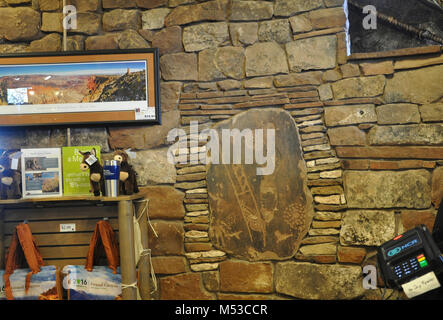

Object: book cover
[21,148,63,199]
[62,146,101,196]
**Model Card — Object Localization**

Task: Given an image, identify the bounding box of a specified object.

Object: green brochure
[62,146,101,196]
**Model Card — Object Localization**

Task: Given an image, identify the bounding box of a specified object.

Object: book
[20,148,63,199]
[62,146,101,196]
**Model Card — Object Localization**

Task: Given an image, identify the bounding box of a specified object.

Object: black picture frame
[0,48,161,127]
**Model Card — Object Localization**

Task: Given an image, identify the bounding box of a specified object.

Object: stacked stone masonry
[0,0,442,300]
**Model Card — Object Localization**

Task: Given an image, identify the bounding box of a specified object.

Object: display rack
[0,192,151,300]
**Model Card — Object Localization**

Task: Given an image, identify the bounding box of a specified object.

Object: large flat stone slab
[275,261,365,299]
[245,42,289,77]
[286,35,337,71]
[384,64,443,104]
[340,210,396,246]
[207,108,314,261]
[368,124,443,145]
[344,170,431,209]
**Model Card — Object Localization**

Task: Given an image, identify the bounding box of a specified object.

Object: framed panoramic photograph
[0,49,161,127]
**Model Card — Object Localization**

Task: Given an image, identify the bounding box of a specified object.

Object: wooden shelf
[0,191,148,205]
[0,189,150,300]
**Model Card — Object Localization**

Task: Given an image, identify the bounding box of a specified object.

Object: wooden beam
[348,45,442,61]
[118,200,137,300]
[0,208,4,269]
[135,200,151,300]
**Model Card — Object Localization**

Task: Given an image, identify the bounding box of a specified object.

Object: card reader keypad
[393,253,428,279]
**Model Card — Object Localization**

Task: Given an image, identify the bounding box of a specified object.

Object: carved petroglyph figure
[207,109,314,261]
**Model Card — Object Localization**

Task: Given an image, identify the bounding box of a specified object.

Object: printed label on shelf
[60,223,76,232]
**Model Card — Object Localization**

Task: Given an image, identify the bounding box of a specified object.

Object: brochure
[62,146,101,196]
[21,148,63,198]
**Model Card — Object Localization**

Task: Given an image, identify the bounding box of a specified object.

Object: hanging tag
[125,149,137,160]
[85,154,97,166]
[9,151,22,170]
[9,151,22,159]
[11,158,19,170]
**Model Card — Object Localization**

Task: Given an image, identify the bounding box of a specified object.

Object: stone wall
[0,0,442,300]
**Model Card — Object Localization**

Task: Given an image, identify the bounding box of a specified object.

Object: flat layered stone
[274,0,323,16]
[344,170,431,209]
[0,7,40,41]
[298,243,337,255]
[324,104,377,127]
[274,71,322,87]
[102,9,140,32]
[230,1,273,21]
[420,103,443,122]
[327,126,366,146]
[160,52,198,81]
[301,236,338,244]
[401,209,437,232]
[337,246,366,264]
[108,109,179,149]
[215,46,245,80]
[207,108,314,261]
[432,167,443,208]
[336,146,443,160]
[384,64,443,104]
[318,83,333,101]
[308,7,347,29]
[160,273,214,300]
[394,54,443,70]
[67,0,99,12]
[102,0,135,8]
[41,12,63,33]
[229,22,258,46]
[130,147,177,185]
[245,42,289,77]
[286,36,337,71]
[258,19,292,43]
[151,26,183,55]
[198,48,226,82]
[331,75,386,100]
[360,61,394,75]
[340,210,396,246]
[148,221,184,255]
[118,29,150,49]
[136,0,167,8]
[219,261,273,293]
[85,34,119,50]
[151,256,186,274]
[165,0,228,26]
[368,124,443,146]
[275,262,365,299]
[141,8,170,30]
[183,22,229,52]
[376,104,420,124]
[314,211,342,220]
[142,186,185,219]
[29,33,62,52]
